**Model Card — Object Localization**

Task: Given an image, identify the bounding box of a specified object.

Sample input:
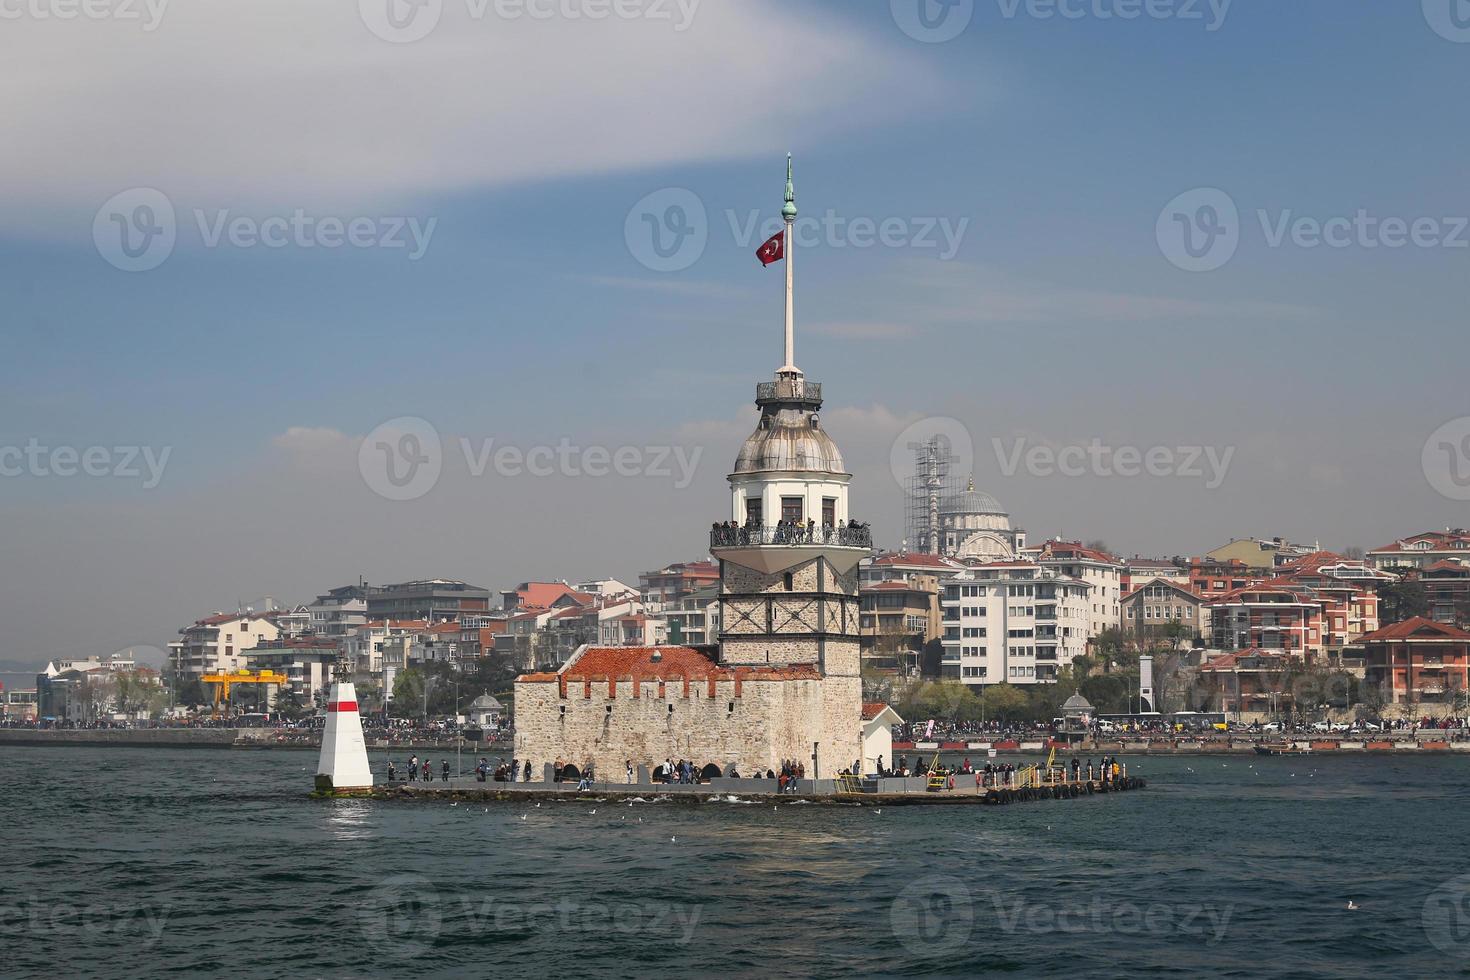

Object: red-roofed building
[638,561,720,608]
[1196,649,1296,718]
[501,581,591,614]
[1206,585,1325,661]
[1359,617,1470,706]
[859,575,941,675]
[1368,530,1470,571]
[1023,540,1123,637]
[1420,560,1470,627]
[1188,557,1268,600]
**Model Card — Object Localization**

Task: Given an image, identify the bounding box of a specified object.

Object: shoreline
[2,728,1467,755]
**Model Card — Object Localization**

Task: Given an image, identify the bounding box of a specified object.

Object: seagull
[520,814,527,821]
[670,836,677,843]
[1347,901,1359,910]
[535,802,541,808]
[589,809,597,815]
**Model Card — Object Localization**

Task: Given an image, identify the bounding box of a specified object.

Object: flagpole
[781,153,798,375]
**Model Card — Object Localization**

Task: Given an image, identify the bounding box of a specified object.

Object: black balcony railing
[710,522,871,550]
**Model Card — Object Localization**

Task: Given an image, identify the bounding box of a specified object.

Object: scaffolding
[902,436,960,556]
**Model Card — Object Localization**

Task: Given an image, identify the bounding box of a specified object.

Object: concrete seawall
[0,728,241,748]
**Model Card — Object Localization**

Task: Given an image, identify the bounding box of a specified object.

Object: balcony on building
[709,522,872,551]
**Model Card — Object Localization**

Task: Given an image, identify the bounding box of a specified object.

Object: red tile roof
[1036,540,1121,564]
[517,646,822,684]
[861,701,892,720]
[1371,531,1470,553]
[1358,616,1470,643]
[1200,649,1292,671]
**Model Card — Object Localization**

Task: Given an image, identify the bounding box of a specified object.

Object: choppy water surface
[3,747,1470,978]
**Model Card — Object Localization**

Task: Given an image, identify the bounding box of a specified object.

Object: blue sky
[2,0,1469,663]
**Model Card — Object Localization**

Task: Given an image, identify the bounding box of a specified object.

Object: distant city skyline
[4,1,1470,664]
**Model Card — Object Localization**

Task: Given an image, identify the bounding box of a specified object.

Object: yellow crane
[201,669,290,717]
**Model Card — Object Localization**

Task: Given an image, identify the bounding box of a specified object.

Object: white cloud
[0,1,935,234]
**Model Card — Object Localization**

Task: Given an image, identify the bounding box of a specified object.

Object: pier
[347,762,1146,806]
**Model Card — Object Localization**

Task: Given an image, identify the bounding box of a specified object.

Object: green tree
[980,683,1030,723]
[1079,674,1128,714]
[1378,579,1428,624]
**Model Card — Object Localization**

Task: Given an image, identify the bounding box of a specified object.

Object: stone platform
[357,774,1146,806]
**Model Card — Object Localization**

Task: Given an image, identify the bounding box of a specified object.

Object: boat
[1254,741,1310,756]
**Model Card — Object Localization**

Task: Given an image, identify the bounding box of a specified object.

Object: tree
[979,683,1030,723]
[113,670,159,719]
[1378,580,1428,624]
[1079,674,1128,714]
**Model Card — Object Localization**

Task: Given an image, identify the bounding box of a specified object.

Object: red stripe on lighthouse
[327,701,358,712]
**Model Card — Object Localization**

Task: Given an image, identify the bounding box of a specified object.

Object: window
[783,572,793,592]
[745,497,762,525]
[781,496,803,523]
[822,498,836,527]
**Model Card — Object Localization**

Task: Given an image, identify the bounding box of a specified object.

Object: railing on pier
[710,523,872,550]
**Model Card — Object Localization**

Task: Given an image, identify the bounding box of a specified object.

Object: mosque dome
[940,477,1007,517]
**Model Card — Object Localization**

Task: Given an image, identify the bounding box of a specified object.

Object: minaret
[709,157,869,776]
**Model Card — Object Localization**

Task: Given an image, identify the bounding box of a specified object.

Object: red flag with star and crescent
[756,230,785,266]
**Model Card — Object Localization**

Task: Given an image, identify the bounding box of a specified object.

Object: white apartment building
[1025,541,1123,638]
[168,612,282,681]
[940,563,1092,688]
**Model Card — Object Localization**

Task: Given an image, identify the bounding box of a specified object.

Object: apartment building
[940,562,1091,688]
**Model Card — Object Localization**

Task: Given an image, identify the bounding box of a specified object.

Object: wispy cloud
[0,1,940,235]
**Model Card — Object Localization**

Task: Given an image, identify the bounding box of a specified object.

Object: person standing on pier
[441,759,450,783]
[408,754,418,782]
[422,759,431,783]
[523,760,532,783]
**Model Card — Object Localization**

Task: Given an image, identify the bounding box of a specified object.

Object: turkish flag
[756,230,785,266]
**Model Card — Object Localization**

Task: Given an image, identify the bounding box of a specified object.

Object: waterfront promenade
[3,726,1467,755]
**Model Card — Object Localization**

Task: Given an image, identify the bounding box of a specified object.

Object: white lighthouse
[314,675,373,794]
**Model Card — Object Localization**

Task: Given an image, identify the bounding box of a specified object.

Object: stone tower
[708,156,870,775]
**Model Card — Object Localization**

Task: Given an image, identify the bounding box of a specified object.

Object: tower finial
[782,153,797,222]
[780,154,799,375]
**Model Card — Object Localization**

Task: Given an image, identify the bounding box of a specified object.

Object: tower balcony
[756,379,822,409]
[711,522,870,550]
[709,521,872,575]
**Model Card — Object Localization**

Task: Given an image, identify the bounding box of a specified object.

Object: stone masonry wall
[514,676,830,780]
